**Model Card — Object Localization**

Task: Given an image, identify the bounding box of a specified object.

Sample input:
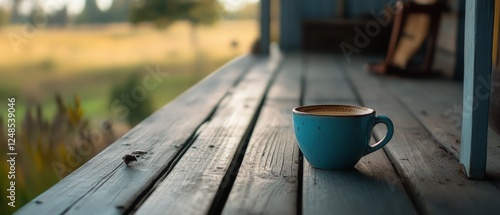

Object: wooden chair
[385,1,445,73]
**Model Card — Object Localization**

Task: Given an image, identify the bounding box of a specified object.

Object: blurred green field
[0,20,257,121]
[0,19,257,213]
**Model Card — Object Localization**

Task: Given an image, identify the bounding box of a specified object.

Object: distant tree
[29,0,67,27]
[0,7,9,27]
[9,0,21,23]
[223,2,257,20]
[130,0,221,47]
[76,0,106,24]
[102,0,133,23]
[48,6,68,26]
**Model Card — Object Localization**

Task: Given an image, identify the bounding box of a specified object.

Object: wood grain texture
[344,57,500,214]
[381,77,500,187]
[267,54,302,100]
[222,54,301,215]
[15,56,256,215]
[303,54,357,105]
[136,56,281,215]
[302,56,416,215]
[461,0,495,179]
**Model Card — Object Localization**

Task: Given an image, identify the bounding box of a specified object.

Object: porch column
[260,0,270,54]
[460,0,495,179]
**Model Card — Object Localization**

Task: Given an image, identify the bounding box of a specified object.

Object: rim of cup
[292,104,375,117]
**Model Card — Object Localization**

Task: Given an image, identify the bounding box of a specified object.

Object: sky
[1,0,258,15]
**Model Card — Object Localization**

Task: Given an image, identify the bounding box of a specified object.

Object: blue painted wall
[302,0,338,19]
[345,0,393,18]
[279,0,393,51]
[280,0,302,51]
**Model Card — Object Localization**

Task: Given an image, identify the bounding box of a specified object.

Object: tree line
[0,0,256,27]
[2,0,133,26]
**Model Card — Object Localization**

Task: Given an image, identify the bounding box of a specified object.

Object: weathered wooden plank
[302,56,416,215]
[15,56,256,215]
[461,0,495,179]
[381,77,500,188]
[382,79,464,157]
[222,54,301,214]
[344,57,500,214]
[222,100,299,215]
[135,56,281,215]
[267,54,302,100]
[303,54,357,105]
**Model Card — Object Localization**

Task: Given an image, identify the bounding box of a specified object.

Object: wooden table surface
[16,52,500,215]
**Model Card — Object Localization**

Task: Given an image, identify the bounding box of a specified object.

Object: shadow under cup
[292,105,394,170]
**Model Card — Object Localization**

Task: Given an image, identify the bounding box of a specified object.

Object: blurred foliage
[0,7,9,27]
[76,0,133,24]
[130,0,221,28]
[0,95,117,214]
[109,73,154,126]
[223,2,258,20]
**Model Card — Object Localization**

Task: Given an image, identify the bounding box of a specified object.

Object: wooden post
[460,0,495,179]
[260,0,270,55]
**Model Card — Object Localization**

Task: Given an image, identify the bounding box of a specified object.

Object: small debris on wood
[421,110,428,116]
[455,139,461,144]
[192,146,197,149]
[438,145,447,151]
[400,158,409,161]
[35,200,43,204]
[208,145,215,148]
[131,150,147,155]
[122,154,137,166]
[174,144,181,148]
[458,163,467,177]
[122,142,131,146]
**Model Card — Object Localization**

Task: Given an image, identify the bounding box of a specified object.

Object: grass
[0,20,257,119]
[0,20,257,213]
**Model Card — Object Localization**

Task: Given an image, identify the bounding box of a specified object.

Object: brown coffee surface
[296,105,373,116]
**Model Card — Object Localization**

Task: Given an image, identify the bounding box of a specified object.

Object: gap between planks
[379,76,500,189]
[135,54,282,215]
[301,54,417,215]
[15,56,256,215]
[222,53,302,215]
[342,56,500,214]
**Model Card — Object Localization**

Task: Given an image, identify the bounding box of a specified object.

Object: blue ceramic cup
[292,105,394,170]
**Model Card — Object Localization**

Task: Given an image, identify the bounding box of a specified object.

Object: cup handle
[364,116,394,155]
